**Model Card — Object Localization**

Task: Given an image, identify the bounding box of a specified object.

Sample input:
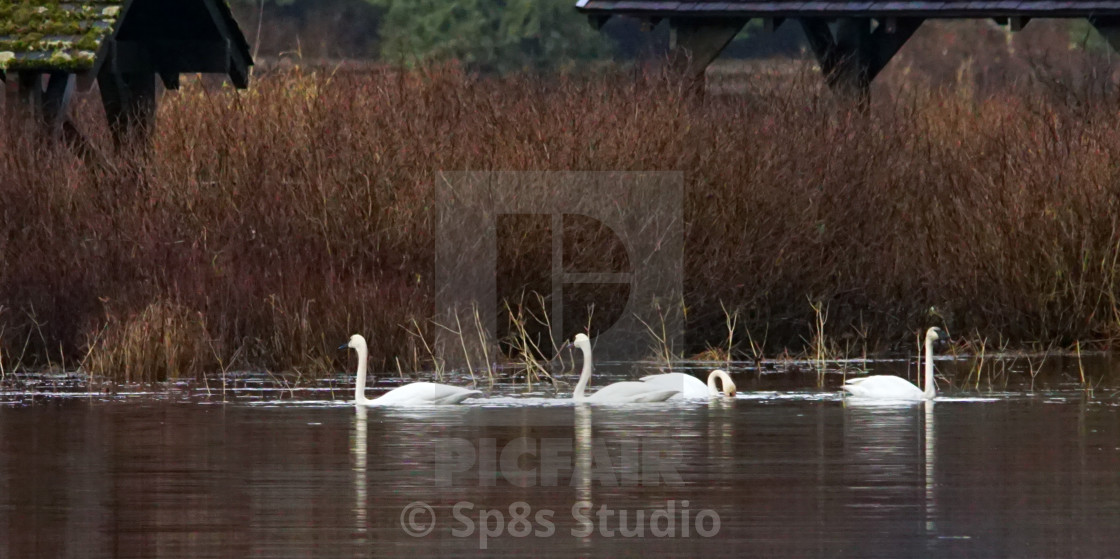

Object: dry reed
[2,62,1120,380]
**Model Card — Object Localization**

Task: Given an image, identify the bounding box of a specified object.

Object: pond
[2,355,1120,558]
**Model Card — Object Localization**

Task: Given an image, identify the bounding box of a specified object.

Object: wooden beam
[106,39,150,73]
[4,77,16,119]
[868,18,923,82]
[98,67,156,148]
[41,72,74,133]
[764,17,785,32]
[42,73,94,154]
[83,0,137,87]
[151,40,231,74]
[800,19,842,87]
[832,18,873,96]
[158,68,180,90]
[669,18,749,90]
[76,69,97,92]
[4,72,40,131]
[5,71,81,144]
[198,0,251,88]
[17,72,42,113]
[108,39,232,75]
[801,17,921,98]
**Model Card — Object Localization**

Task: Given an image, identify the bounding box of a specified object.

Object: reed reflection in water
[0,393,1120,557]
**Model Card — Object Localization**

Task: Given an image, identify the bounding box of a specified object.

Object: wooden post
[6,71,62,136]
[98,68,157,148]
[800,17,922,101]
[801,19,843,89]
[867,18,923,82]
[669,18,748,93]
[0,69,103,163]
[16,71,42,120]
[41,72,75,136]
[833,18,873,97]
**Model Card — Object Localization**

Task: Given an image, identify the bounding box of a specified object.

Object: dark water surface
[3,359,1120,558]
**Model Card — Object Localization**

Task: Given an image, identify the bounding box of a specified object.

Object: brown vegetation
[3,54,1120,380]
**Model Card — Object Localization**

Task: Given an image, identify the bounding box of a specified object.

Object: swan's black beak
[338,343,349,350]
[931,328,950,349]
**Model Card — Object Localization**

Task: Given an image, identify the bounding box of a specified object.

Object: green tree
[369,0,612,72]
[1069,20,1112,53]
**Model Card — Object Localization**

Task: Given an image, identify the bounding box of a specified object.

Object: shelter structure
[576,1,1120,95]
[1,0,251,143]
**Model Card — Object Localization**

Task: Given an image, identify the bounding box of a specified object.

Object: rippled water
[3,356,1120,558]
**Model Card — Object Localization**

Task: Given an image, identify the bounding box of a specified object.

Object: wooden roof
[575,1,1120,17]
[0,0,122,71]
[0,0,251,78]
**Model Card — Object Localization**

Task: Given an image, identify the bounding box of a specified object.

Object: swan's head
[572,333,591,351]
[339,334,368,352]
[712,369,737,397]
[925,327,949,347]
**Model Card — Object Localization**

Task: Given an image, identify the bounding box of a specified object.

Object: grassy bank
[3,65,1120,381]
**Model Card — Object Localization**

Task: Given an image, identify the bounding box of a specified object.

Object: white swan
[842,327,948,400]
[340,334,481,406]
[568,333,680,403]
[640,370,737,399]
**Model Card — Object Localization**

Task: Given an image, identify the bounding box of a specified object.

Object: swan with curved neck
[842,327,948,400]
[568,333,680,403]
[341,334,481,406]
[640,369,737,399]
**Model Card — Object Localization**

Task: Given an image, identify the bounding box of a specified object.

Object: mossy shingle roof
[0,0,124,71]
[0,0,252,74]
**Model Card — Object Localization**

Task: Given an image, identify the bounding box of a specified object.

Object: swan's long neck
[707,370,735,396]
[923,336,936,399]
[707,371,723,396]
[354,344,371,405]
[573,343,592,401]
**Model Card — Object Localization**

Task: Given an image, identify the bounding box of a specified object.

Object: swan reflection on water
[842,398,937,544]
[573,403,593,547]
[352,405,368,543]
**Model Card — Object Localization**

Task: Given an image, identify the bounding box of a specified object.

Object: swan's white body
[640,370,737,399]
[342,334,481,406]
[842,375,926,399]
[569,334,679,403]
[842,327,948,401]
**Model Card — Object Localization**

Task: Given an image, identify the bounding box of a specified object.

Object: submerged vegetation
[4,63,1120,381]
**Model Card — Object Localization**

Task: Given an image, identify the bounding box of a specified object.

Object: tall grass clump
[83,300,212,382]
[4,62,1120,380]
